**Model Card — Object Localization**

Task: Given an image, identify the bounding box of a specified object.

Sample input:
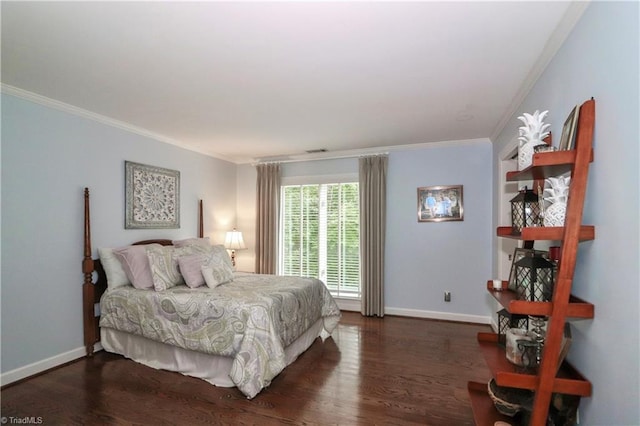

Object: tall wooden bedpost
[199,199,204,238]
[82,188,96,356]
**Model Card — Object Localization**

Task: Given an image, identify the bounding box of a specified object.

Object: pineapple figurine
[517,110,551,170]
[543,176,571,227]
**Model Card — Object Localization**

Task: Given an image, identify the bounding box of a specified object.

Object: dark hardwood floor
[1,312,492,425]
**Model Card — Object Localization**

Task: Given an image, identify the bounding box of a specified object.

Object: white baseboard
[384,306,492,324]
[1,343,103,387]
[336,299,492,324]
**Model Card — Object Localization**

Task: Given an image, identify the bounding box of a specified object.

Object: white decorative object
[543,176,570,227]
[517,110,551,170]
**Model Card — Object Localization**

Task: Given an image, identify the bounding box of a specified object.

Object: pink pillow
[177,253,207,288]
[113,244,160,289]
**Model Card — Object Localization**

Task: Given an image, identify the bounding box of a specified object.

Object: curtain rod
[254,151,389,165]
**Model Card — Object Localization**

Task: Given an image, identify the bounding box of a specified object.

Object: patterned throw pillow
[146,245,185,291]
[201,245,234,288]
[171,237,211,248]
[211,244,234,271]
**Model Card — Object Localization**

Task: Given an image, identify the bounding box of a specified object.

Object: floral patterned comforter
[99,273,341,398]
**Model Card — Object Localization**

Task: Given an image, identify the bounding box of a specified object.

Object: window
[280,181,360,298]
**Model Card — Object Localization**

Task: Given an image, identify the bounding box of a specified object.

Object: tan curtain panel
[359,155,388,317]
[255,163,281,274]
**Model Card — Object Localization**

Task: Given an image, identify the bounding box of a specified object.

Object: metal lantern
[514,255,555,302]
[497,309,528,346]
[510,187,541,233]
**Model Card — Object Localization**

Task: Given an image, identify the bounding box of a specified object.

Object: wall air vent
[305,149,328,154]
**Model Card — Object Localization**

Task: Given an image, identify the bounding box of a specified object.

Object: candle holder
[510,187,542,233]
[514,254,555,302]
[528,315,548,366]
[517,339,540,370]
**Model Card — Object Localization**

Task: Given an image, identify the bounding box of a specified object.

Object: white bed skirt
[101,318,325,388]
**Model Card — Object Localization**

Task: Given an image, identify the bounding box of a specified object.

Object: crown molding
[1,83,236,164]
[250,137,491,165]
[490,1,590,142]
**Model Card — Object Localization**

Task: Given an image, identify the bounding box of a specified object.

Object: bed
[81,188,341,399]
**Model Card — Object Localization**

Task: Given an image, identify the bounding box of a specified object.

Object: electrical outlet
[444,291,451,302]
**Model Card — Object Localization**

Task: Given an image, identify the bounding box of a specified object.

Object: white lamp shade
[224,230,246,250]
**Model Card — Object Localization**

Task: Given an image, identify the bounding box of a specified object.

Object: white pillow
[98,247,131,289]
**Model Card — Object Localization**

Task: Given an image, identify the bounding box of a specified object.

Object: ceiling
[1,2,583,164]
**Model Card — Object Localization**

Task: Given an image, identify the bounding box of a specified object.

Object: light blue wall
[1,94,237,373]
[492,2,639,423]
[386,143,493,317]
[271,140,494,319]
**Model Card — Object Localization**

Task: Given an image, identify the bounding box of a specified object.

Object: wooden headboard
[82,188,203,356]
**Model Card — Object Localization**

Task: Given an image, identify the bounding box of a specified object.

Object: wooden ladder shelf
[469,98,596,425]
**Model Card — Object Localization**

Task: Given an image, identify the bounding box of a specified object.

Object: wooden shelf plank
[477,333,591,396]
[506,149,594,181]
[566,295,595,319]
[477,332,540,391]
[554,361,592,396]
[497,226,595,241]
[468,381,513,426]
[485,287,594,319]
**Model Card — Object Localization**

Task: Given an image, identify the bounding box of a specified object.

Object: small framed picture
[558,105,580,150]
[417,185,463,222]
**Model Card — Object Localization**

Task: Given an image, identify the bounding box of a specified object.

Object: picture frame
[125,161,180,229]
[417,185,463,222]
[558,105,580,150]
[507,247,551,290]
